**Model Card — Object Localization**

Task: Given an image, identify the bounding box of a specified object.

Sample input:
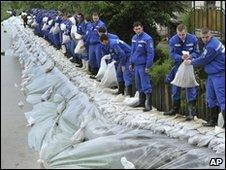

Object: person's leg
[185,87,198,121]
[164,85,181,116]
[203,76,219,127]
[139,66,152,111]
[115,63,125,95]
[89,44,99,77]
[131,66,145,107]
[123,63,133,97]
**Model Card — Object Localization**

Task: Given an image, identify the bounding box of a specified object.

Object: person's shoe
[163,100,180,116]
[143,93,152,112]
[114,82,125,95]
[202,106,218,127]
[76,63,83,68]
[89,75,96,79]
[185,100,196,121]
[125,85,133,97]
[131,92,145,108]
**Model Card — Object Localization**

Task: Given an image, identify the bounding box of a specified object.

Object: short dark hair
[133,21,143,28]
[177,23,187,32]
[92,12,99,16]
[201,27,211,34]
[98,27,107,33]
[100,34,109,42]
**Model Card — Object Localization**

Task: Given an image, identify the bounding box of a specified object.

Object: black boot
[132,92,145,108]
[163,100,180,116]
[126,85,133,97]
[202,107,218,127]
[90,68,99,79]
[185,100,197,121]
[143,93,152,112]
[114,82,125,95]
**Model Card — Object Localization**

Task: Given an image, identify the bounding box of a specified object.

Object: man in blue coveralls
[129,21,154,112]
[184,28,225,127]
[164,24,200,121]
[88,12,106,79]
[100,34,133,97]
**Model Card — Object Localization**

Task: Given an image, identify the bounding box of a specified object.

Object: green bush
[149,48,172,86]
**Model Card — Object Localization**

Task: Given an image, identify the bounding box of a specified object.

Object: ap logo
[209,158,223,166]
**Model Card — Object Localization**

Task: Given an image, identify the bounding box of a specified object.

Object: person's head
[76,13,84,23]
[133,21,144,35]
[98,27,107,36]
[92,12,99,22]
[176,24,187,41]
[201,28,212,44]
[100,34,109,46]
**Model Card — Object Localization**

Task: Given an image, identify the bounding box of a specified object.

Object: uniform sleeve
[130,40,135,65]
[190,37,200,59]
[145,38,154,68]
[114,44,127,66]
[169,40,182,63]
[191,47,218,67]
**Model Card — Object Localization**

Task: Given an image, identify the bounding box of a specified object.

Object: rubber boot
[202,106,219,127]
[90,68,98,79]
[126,85,133,97]
[163,100,180,116]
[185,100,197,121]
[132,92,145,108]
[114,82,125,95]
[143,93,152,112]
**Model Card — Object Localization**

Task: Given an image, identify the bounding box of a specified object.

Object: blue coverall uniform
[130,32,154,94]
[167,33,200,102]
[191,37,225,113]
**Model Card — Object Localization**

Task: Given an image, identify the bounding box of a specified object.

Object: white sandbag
[48,19,53,26]
[123,91,139,106]
[217,112,224,128]
[42,17,48,23]
[41,23,49,31]
[121,157,135,169]
[74,39,86,54]
[171,60,199,88]
[41,86,53,102]
[70,128,85,145]
[45,61,55,73]
[100,61,118,88]
[60,23,66,31]
[57,101,66,115]
[95,54,111,80]
[53,94,64,104]
[62,33,70,44]
[52,24,60,34]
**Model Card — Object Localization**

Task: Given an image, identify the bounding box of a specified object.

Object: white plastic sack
[57,101,66,115]
[217,112,224,128]
[41,86,53,102]
[95,54,111,80]
[52,24,60,34]
[41,23,49,31]
[70,128,85,145]
[171,61,199,88]
[74,39,86,54]
[48,19,53,26]
[42,17,48,23]
[60,23,66,31]
[100,61,118,88]
[62,33,70,44]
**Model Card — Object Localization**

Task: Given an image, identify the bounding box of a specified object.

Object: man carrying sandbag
[129,21,154,112]
[100,34,133,97]
[184,28,225,127]
[164,24,200,121]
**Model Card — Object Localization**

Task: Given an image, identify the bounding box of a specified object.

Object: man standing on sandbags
[100,34,133,97]
[88,12,106,79]
[129,21,154,112]
[184,28,225,127]
[164,24,200,121]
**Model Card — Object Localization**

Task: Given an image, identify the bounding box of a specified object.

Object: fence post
[164,84,170,111]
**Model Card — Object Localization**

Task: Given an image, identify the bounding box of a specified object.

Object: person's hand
[145,68,149,73]
[182,53,190,60]
[121,66,125,72]
[129,65,133,71]
[184,59,192,65]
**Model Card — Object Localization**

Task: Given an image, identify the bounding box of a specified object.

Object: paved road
[1,26,39,169]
